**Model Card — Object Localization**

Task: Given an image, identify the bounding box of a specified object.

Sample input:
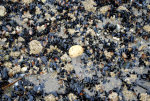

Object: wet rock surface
[0,0,150,100]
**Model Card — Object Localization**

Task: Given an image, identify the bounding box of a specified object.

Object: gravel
[0,0,150,100]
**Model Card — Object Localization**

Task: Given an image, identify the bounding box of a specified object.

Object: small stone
[143,25,150,33]
[44,94,57,101]
[4,62,12,68]
[64,64,74,72]
[140,93,150,101]
[99,5,110,14]
[10,51,21,57]
[37,25,46,32]
[68,93,77,101]
[82,0,96,12]
[36,6,41,15]
[41,0,46,3]
[68,29,76,35]
[0,6,6,16]
[122,52,127,59]
[13,65,21,73]
[117,6,129,12]
[18,37,25,42]
[69,45,84,58]
[104,50,114,59]
[29,40,43,54]
[87,28,95,36]
[60,54,71,62]
[4,55,9,60]
[148,5,150,9]
[108,92,119,101]
[21,67,28,72]
[22,0,34,4]
[122,88,136,100]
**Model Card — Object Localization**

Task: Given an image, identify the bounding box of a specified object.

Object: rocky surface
[0,0,150,100]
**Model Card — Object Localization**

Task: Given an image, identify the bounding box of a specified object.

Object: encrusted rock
[44,94,57,101]
[68,93,77,101]
[22,0,34,4]
[0,6,6,16]
[140,93,150,101]
[69,45,84,58]
[117,6,129,12]
[60,54,71,62]
[4,62,12,68]
[29,40,43,54]
[64,64,74,72]
[122,88,136,100]
[99,5,110,14]
[82,0,96,12]
[104,50,114,59]
[143,25,150,33]
[10,51,21,57]
[108,92,119,101]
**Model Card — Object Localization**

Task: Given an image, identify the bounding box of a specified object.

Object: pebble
[0,6,6,16]
[117,6,129,12]
[99,5,110,14]
[44,94,57,101]
[108,92,118,101]
[140,93,150,101]
[21,67,28,72]
[64,64,74,72]
[69,45,84,58]
[122,88,136,100]
[4,62,12,69]
[10,51,21,57]
[104,50,114,59]
[29,40,43,54]
[82,0,96,12]
[60,53,71,62]
[22,0,34,4]
[143,25,150,33]
[68,93,77,101]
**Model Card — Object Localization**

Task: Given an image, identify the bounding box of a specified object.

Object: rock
[10,51,21,57]
[29,40,43,54]
[69,45,84,58]
[148,5,150,9]
[0,6,6,16]
[99,5,110,14]
[35,6,41,15]
[13,65,21,73]
[44,94,57,101]
[143,25,150,33]
[104,50,114,59]
[37,25,46,32]
[60,54,71,62]
[41,0,46,3]
[21,67,28,72]
[18,37,25,42]
[122,52,127,59]
[22,0,34,4]
[117,6,129,12]
[140,93,150,101]
[87,28,95,36]
[68,29,76,35]
[108,92,119,101]
[68,93,77,101]
[4,62,12,68]
[139,45,147,51]
[82,0,96,12]
[64,64,74,72]
[122,88,136,100]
